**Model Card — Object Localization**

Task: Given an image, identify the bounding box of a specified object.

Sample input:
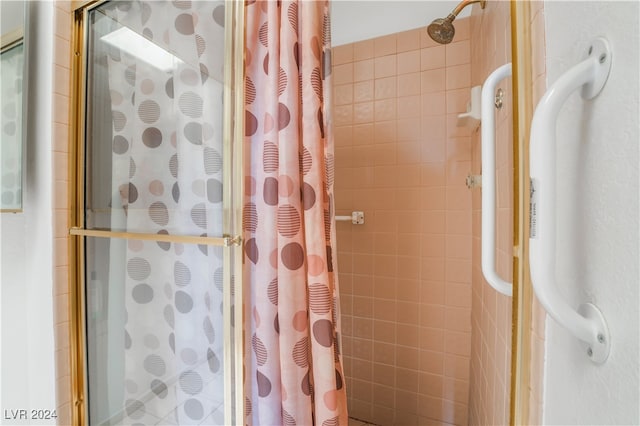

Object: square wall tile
[397,28,421,53]
[332,19,477,426]
[374,55,397,78]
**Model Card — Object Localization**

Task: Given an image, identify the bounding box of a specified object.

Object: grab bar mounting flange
[578,303,610,363]
[581,38,612,100]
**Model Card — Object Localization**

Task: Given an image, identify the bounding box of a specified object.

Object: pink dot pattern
[94,1,228,424]
[243,1,348,425]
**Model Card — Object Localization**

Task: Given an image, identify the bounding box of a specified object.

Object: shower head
[427,0,486,45]
[427,14,456,45]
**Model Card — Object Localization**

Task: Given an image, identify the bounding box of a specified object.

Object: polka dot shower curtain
[243,1,348,425]
[100,1,227,424]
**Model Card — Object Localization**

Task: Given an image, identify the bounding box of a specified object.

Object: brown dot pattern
[243,1,346,425]
[99,1,227,424]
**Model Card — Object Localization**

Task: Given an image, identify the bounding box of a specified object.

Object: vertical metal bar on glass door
[70,6,89,424]
[222,1,246,424]
[510,1,532,424]
[231,1,246,423]
[222,0,233,421]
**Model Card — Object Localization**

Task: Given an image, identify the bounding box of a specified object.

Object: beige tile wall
[467,2,514,426]
[332,19,473,426]
[52,2,73,425]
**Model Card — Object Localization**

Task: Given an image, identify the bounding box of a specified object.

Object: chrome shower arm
[451,0,486,17]
[428,0,487,44]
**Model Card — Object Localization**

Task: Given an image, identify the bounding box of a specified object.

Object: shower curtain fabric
[103,1,226,424]
[244,1,348,425]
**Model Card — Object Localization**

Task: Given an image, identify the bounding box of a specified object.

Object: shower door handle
[480,63,513,297]
[529,37,612,363]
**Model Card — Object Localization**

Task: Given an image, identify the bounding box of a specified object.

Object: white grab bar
[529,37,612,363]
[481,63,513,297]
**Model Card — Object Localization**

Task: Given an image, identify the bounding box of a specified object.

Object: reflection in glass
[83,1,229,424]
[85,1,225,236]
[85,237,225,425]
[1,40,24,211]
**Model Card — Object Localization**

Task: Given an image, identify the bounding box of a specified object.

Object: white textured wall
[541,1,639,424]
[0,2,56,424]
[331,0,469,46]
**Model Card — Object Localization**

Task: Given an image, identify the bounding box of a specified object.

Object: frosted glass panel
[1,41,24,210]
[85,236,225,425]
[84,0,226,236]
[83,1,231,425]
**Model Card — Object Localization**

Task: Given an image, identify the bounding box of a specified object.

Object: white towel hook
[335,211,364,225]
[529,37,612,363]
[481,63,513,297]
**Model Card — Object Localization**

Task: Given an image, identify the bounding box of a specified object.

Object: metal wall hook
[465,174,482,189]
[495,88,504,109]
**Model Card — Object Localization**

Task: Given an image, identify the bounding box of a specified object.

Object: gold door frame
[510,1,535,425]
[68,1,245,424]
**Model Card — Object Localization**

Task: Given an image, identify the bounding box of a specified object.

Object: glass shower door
[74,1,243,424]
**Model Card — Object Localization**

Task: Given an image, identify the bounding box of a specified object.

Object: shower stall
[62,1,515,425]
[331,1,515,425]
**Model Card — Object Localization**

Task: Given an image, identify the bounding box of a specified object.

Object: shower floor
[125,410,362,425]
[114,368,225,425]
[123,399,224,426]
[120,392,362,426]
